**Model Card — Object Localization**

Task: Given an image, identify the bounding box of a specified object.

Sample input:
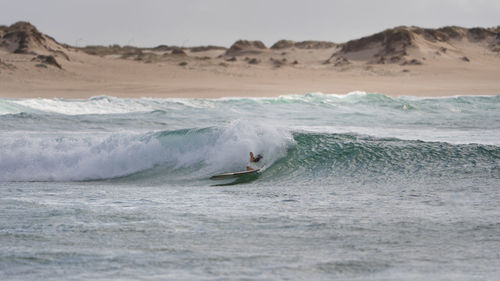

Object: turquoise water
[1,92,499,280]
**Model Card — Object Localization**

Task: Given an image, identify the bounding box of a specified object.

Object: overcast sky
[1,0,499,47]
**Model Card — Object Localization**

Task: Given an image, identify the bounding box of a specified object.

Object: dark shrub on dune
[226,40,267,56]
[271,40,295,50]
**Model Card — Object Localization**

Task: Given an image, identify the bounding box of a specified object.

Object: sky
[1,0,499,48]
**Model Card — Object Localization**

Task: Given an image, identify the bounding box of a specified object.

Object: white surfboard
[210,169,261,180]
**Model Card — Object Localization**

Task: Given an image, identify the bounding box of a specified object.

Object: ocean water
[0,92,499,280]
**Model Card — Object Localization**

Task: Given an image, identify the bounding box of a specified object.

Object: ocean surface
[0,92,499,280]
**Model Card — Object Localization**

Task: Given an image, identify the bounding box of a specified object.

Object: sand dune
[1,21,499,98]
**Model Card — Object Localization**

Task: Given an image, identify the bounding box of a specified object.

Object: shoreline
[1,91,499,101]
[2,62,499,99]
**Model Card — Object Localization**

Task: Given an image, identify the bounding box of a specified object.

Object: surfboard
[210,169,261,180]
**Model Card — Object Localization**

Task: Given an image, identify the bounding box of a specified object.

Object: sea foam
[0,120,293,182]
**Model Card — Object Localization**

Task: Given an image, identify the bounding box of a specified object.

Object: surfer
[246,152,263,171]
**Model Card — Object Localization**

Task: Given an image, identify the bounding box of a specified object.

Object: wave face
[0,92,499,182]
[265,132,499,186]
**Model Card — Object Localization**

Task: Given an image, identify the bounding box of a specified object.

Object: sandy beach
[1,22,499,98]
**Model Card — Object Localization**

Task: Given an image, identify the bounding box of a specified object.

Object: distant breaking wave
[1,92,499,116]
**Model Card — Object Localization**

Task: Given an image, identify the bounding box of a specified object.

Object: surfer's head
[254,154,263,162]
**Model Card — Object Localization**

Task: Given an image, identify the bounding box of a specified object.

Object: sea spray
[204,120,294,172]
[0,132,167,181]
[0,120,294,182]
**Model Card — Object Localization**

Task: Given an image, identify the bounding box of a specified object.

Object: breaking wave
[0,92,498,183]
